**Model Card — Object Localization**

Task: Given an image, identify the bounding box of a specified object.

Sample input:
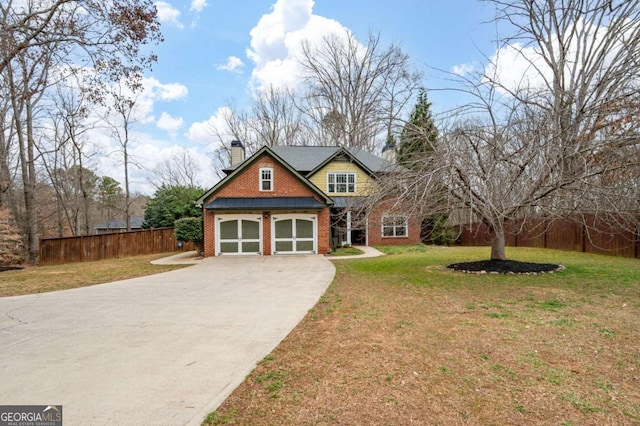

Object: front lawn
[0,253,188,297]
[329,246,365,256]
[205,246,640,425]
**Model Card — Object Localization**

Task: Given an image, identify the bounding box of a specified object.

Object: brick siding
[202,152,331,256]
[366,199,422,246]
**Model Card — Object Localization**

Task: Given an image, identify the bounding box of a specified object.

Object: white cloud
[155,1,183,29]
[112,77,188,124]
[190,0,207,12]
[157,112,184,134]
[216,56,245,73]
[143,77,189,101]
[246,0,348,92]
[483,42,548,94]
[451,63,477,77]
[187,107,234,149]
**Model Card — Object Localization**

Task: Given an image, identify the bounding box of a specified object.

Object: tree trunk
[24,104,39,262]
[124,146,131,232]
[490,226,507,260]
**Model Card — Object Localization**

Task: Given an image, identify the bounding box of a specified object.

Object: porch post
[346,210,352,246]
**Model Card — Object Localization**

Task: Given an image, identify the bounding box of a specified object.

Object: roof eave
[195,145,334,206]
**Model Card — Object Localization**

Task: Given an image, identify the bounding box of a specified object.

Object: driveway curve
[0,255,335,426]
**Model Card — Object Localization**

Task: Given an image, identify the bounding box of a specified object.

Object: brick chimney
[230,140,245,166]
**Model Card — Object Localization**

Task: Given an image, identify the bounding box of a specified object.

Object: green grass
[368,245,639,291]
[329,246,365,256]
[204,245,640,425]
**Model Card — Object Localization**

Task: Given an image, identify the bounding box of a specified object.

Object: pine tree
[397,90,438,169]
[398,90,453,245]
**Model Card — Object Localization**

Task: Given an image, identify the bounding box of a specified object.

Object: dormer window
[327,172,355,193]
[260,168,273,191]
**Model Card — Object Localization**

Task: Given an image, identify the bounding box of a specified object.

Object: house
[195,141,421,256]
[95,217,144,234]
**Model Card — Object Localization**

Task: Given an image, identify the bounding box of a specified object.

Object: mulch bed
[0,266,23,273]
[447,259,562,274]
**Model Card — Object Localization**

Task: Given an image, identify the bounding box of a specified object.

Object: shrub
[174,217,203,255]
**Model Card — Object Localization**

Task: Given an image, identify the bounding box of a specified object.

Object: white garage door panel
[272,214,317,254]
[216,215,262,255]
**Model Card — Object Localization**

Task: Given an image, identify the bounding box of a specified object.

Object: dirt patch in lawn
[448,259,562,274]
[205,249,640,426]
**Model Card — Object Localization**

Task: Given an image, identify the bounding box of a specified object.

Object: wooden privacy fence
[458,217,640,259]
[39,228,196,266]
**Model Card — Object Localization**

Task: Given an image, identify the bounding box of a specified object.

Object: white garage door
[216,215,262,255]
[272,214,317,254]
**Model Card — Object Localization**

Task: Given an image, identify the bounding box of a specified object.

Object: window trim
[381,215,408,238]
[327,172,356,193]
[259,167,273,192]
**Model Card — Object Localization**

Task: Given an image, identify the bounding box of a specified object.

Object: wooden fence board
[39,228,197,266]
[458,217,639,259]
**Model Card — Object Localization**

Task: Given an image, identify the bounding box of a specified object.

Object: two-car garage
[215,214,317,255]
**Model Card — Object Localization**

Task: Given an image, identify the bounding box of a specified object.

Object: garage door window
[216,215,262,255]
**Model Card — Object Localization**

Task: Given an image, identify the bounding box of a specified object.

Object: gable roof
[223,146,397,175]
[195,145,333,206]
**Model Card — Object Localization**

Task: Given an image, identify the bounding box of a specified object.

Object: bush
[427,215,458,246]
[174,217,203,254]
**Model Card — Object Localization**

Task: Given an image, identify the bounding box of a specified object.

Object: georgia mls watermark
[0,405,62,426]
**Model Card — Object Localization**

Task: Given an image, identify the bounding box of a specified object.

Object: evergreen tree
[397,90,438,169]
[97,176,124,224]
[143,185,203,229]
[398,90,453,245]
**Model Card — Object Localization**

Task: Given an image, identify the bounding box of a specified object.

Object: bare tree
[0,81,19,212]
[250,86,307,147]
[209,86,308,172]
[0,0,74,74]
[39,83,99,236]
[1,0,161,260]
[106,84,140,232]
[0,0,161,90]
[299,30,422,151]
[381,0,640,260]
[3,45,53,261]
[151,148,200,188]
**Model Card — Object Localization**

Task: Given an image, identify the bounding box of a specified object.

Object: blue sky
[105,0,502,193]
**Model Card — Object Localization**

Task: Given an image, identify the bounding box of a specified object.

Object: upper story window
[327,172,356,193]
[260,168,273,191]
[382,216,408,237]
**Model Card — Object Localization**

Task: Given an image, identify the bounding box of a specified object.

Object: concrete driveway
[0,255,335,426]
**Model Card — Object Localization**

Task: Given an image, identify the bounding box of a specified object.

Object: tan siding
[308,161,378,196]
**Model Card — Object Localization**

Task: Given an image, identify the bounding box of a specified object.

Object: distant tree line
[2,0,639,266]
